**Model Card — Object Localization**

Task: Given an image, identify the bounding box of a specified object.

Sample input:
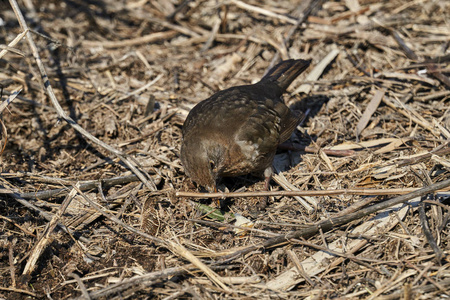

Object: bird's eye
[209,160,216,171]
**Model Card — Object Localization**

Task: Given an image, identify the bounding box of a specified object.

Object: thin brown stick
[168,241,232,293]
[0,286,37,297]
[419,201,444,261]
[8,238,16,288]
[332,196,378,217]
[230,0,298,24]
[176,187,449,198]
[427,63,450,88]
[0,30,27,59]
[355,89,385,139]
[391,30,419,61]
[0,215,35,236]
[22,185,78,275]
[395,142,450,167]
[81,31,178,49]
[15,174,143,200]
[190,218,279,237]
[287,250,315,286]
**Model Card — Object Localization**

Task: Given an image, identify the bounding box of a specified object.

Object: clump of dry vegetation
[0,0,449,298]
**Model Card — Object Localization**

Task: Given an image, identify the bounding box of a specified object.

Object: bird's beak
[207,184,221,208]
[206,184,217,193]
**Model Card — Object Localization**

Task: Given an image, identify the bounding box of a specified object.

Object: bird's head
[180,138,225,193]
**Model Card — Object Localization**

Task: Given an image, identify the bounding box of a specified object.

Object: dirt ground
[0,0,449,299]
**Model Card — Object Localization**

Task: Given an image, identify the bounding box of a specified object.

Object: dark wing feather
[274,102,303,143]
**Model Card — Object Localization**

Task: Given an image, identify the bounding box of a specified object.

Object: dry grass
[0,0,449,298]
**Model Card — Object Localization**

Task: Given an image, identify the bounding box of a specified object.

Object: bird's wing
[274,102,303,143]
[234,99,281,157]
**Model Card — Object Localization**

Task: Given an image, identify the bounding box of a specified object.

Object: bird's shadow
[275,94,330,171]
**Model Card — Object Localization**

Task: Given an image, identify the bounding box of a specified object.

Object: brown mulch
[0,0,449,298]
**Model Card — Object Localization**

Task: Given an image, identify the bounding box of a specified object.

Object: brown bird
[181,59,311,193]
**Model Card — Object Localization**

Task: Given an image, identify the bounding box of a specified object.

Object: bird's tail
[261,59,311,92]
